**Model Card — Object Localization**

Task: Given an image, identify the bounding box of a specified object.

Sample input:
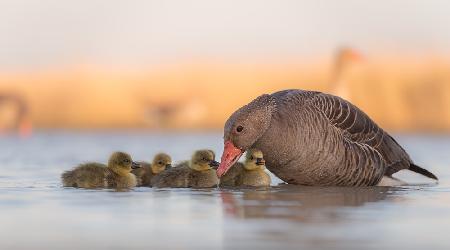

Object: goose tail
[409,163,438,180]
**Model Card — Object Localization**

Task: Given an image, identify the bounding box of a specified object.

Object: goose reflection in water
[219,185,407,222]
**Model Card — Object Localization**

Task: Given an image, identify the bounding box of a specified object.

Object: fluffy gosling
[132,153,172,187]
[152,149,219,188]
[220,149,271,187]
[62,151,140,189]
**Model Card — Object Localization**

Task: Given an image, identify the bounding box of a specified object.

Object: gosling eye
[123,159,130,163]
[158,161,163,165]
[250,156,254,160]
[236,125,244,133]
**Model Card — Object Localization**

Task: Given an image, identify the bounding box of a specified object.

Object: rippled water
[0,132,449,250]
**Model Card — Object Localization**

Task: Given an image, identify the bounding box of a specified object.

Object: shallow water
[0,132,449,250]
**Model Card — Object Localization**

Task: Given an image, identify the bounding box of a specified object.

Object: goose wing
[309,92,412,175]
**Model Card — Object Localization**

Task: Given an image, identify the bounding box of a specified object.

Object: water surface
[0,132,449,250]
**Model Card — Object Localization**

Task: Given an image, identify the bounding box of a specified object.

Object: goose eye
[236,125,244,132]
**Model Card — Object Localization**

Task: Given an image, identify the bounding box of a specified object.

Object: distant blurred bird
[0,93,32,137]
[328,47,363,100]
[143,99,206,129]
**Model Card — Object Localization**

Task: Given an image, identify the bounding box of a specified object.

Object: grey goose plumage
[217,89,437,186]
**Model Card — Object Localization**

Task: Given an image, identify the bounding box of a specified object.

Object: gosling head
[244,148,266,171]
[108,151,140,176]
[151,153,172,174]
[190,149,220,171]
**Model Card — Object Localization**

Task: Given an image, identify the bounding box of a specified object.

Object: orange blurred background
[0,1,449,132]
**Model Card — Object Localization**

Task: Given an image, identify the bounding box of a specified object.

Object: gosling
[132,153,172,187]
[152,149,220,188]
[62,151,140,189]
[219,149,271,187]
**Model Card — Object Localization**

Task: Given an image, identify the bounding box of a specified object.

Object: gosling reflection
[220,185,403,222]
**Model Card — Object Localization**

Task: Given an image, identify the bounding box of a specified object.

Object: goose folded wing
[310,93,412,175]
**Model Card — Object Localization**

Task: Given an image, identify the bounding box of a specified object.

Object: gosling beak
[209,160,220,169]
[165,164,172,169]
[256,158,265,166]
[131,161,141,169]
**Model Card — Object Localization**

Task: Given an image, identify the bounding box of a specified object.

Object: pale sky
[0,0,449,69]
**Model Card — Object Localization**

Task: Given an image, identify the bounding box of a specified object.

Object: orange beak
[217,140,243,178]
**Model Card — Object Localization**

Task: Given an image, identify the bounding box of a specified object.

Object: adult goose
[217,90,437,186]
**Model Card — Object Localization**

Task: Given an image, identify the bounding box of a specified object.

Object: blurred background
[1,0,450,135]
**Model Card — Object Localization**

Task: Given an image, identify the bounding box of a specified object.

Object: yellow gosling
[132,153,172,187]
[152,149,219,188]
[61,152,139,189]
[220,149,271,187]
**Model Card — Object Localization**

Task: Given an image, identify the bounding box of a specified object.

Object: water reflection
[220,185,406,222]
[0,133,448,250]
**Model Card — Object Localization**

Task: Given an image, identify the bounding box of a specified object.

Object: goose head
[218,94,275,177]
